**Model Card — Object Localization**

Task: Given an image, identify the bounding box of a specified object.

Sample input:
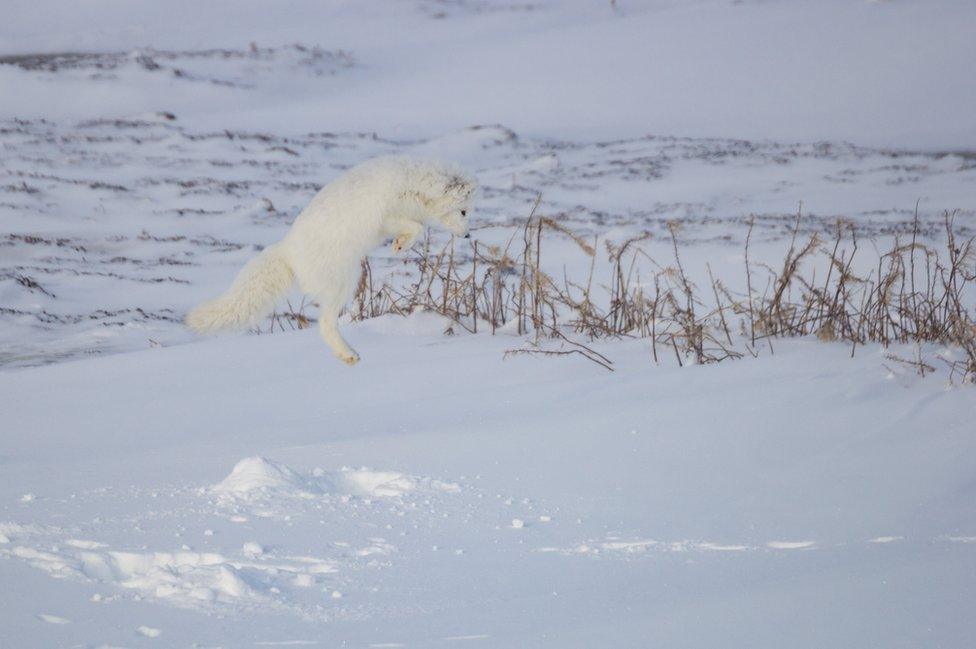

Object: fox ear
[444,174,476,200]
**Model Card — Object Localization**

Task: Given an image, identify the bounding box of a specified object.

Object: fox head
[433,172,477,238]
[400,161,477,238]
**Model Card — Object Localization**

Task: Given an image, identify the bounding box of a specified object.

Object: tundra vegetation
[266,203,976,381]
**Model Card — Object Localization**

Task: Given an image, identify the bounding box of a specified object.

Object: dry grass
[267,202,976,382]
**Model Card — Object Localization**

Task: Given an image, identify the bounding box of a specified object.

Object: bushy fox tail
[186,243,294,333]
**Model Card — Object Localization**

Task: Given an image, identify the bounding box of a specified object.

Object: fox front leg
[391,221,423,254]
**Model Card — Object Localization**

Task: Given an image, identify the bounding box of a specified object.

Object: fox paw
[338,351,360,366]
[392,234,413,254]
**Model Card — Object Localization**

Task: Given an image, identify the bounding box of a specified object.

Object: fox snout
[443,218,468,238]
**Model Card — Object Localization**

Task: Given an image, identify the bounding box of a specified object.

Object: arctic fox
[186,156,476,364]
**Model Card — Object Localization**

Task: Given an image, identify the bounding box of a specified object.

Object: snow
[213,456,327,497]
[211,456,459,505]
[2,1,975,148]
[2,0,976,647]
[2,327,976,646]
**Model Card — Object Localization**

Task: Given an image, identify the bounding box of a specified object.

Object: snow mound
[336,469,418,498]
[212,457,328,497]
[211,457,460,503]
[100,550,255,603]
[0,523,342,613]
[336,466,460,498]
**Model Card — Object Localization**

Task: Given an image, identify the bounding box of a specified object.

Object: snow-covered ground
[3,0,976,149]
[3,324,976,647]
[2,1,975,647]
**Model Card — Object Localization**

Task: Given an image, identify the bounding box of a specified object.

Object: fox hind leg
[318,306,359,365]
[315,276,360,365]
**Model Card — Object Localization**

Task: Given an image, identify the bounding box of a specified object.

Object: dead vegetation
[264,201,975,382]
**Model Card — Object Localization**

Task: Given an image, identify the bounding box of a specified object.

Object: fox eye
[461,210,467,216]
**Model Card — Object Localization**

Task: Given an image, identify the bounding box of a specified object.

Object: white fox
[186,156,476,364]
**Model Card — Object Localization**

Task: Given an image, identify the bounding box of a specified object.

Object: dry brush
[267,204,976,382]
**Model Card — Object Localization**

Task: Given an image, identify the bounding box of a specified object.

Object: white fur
[186,155,476,364]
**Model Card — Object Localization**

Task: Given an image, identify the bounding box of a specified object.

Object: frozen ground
[2,1,976,647]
